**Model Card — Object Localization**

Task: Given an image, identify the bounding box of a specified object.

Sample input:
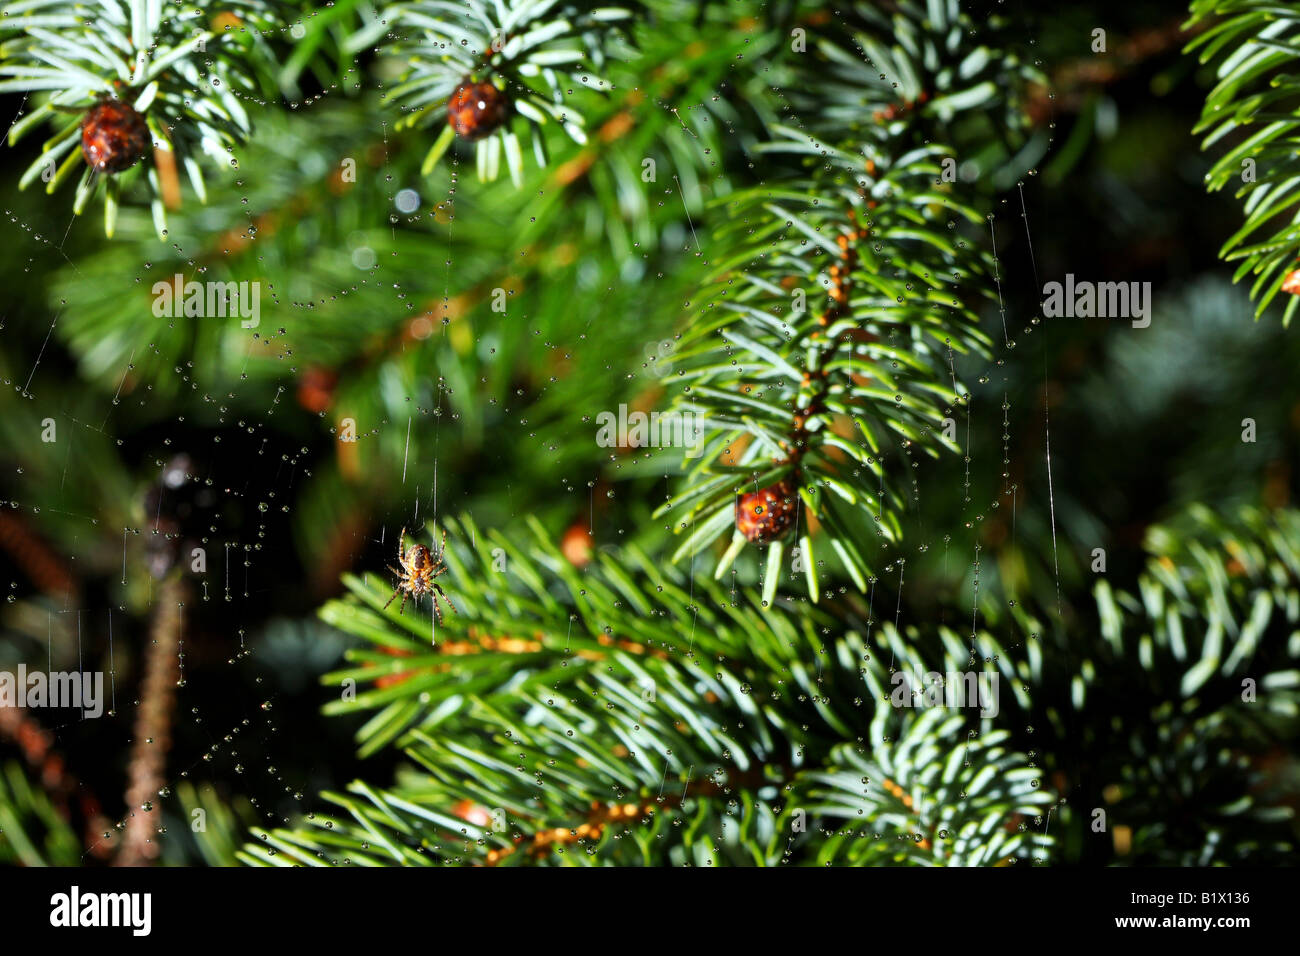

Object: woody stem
[781,218,867,472]
[115,574,186,867]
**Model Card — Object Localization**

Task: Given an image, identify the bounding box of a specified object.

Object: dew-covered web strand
[807,2,1060,858]
[990,215,1011,349]
[1017,181,1062,619]
[1009,0,1063,854]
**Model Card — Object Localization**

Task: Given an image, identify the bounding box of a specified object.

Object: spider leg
[397,527,407,562]
[433,583,458,617]
[383,586,401,610]
[398,589,409,615]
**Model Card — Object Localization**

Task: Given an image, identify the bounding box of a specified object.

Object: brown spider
[383,526,457,622]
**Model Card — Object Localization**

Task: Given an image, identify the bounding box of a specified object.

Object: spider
[383,526,457,622]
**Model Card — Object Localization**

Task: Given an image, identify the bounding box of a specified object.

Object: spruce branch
[382,0,635,183]
[655,139,993,601]
[649,0,1040,601]
[1036,503,1300,863]
[243,512,1049,866]
[806,712,1052,866]
[0,0,282,236]
[1187,0,1300,322]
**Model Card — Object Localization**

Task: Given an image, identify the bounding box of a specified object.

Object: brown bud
[81,100,150,173]
[735,479,798,544]
[447,81,511,141]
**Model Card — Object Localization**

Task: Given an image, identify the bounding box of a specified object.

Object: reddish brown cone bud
[447,81,510,141]
[81,100,151,173]
[736,479,798,544]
